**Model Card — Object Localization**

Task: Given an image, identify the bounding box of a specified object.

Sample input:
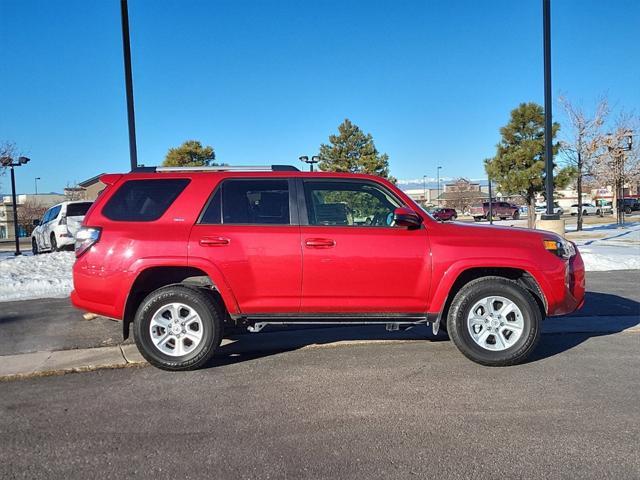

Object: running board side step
[237,314,440,334]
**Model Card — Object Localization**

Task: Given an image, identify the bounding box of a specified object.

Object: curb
[1,316,638,381]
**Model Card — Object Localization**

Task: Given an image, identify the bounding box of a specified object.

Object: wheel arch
[122,265,233,340]
[434,266,547,327]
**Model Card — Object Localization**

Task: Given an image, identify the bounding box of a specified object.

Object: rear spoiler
[99,174,123,186]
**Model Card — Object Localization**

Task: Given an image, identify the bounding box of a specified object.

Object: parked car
[431,208,457,221]
[31,200,93,254]
[469,201,520,221]
[618,198,640,214]
[535,203,564,215]
[569,203,601,216]
[594,200,613,215]
[71,166,584,370]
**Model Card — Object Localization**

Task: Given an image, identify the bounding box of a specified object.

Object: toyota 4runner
[71,165,585,370]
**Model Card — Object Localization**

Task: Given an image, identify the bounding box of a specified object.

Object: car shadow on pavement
[203,291,639,369]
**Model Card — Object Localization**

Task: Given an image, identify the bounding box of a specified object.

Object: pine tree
[485,103,575,228]
[318,119,394,181]
[162,140,216,167]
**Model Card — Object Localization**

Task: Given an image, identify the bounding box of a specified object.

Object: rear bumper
[70,289,123,320]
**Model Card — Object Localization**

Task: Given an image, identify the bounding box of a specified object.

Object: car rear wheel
[50,234,58,252]
[446,276,541,366]
[625,207,632,214]
[583,209,588,216]
[512,211,520,220]
[134,285,222,371]
[32,238,39,255]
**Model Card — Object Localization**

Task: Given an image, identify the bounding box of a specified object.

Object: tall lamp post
[299,155,320,172]
[120,0,138,171]
[0,155,31,256]
[541,0,559,222]
[34,177,41,195]
[436,166,442,206]
[422,175,428,207]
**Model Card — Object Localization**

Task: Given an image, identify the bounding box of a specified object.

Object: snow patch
[0,252,75,302]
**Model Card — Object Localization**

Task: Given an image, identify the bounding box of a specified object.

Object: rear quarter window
[102,179,190,221]
[66,202,93,217]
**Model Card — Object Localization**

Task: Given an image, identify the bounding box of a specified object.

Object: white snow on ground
[570,222,640,271]
[0,251,75,302]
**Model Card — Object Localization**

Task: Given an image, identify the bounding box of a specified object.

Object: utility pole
[541,0,558,222]
[0,156,30,255]
[120,0,138,171]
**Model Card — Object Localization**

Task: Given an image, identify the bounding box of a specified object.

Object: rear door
[299,179,430,313]
[65,202,93,237]
[189,178,302,314]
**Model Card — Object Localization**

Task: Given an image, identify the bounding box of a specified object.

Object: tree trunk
[577,152,583,231]
[528,196,536,229]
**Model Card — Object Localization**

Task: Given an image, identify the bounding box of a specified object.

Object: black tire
[500,217,507,220]
[582,210,588,216]
[512,210,520,220]
[32,238,39,255]
[446,276,542,367]
[50,234,58,252]
[133,285,222,371]
[625,207,632,214]
[473,217,482,222]
[596,209,602,217]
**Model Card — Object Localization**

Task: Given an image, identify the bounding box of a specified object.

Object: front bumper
[547,252,586,316]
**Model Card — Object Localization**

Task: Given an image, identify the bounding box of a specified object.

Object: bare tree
[0,142,18,194]
[444,178,483,212]
[590,112,639,224]
[559,96,609,231]
[16,198,47,237]
[64,181,85,201]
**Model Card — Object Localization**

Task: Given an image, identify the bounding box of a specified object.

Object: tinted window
[66,202,92,217]
[304,181,401,227]
[209,179,290,225]
[49,205,62,221]
[42,208,53,223]
[102,179,189,221]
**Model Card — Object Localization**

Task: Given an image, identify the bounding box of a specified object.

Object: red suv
[71,166,585,370]
[431,208,457,221]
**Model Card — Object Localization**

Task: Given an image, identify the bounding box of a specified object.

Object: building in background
[0,193,66,240]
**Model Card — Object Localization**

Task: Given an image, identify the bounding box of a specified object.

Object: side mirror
[33,219,40,226]
[393,207,422,228]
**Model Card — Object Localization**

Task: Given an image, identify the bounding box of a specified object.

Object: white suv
[31,201,93,254]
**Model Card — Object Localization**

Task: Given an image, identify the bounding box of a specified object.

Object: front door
[299,179,430,313]
[189,178,302,314]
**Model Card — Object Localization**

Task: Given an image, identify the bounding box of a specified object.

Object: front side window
[200,179,290,225]
[303,181,401,227]
[102,179,190,222]
[49,205,62,221]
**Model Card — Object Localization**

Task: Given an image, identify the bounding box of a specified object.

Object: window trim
[296,178,407,229]
[197,177,298,226]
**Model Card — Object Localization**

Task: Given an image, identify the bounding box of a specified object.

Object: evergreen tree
[484,103,575,228]
[162,140,216,167]
[318,119,394,181]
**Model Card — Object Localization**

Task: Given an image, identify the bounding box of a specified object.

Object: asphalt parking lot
[0,270,639,479]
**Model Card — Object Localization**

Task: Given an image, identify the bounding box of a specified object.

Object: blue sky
[1,0,638,194]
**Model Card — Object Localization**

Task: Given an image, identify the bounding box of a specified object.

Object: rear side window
[200,179,290,225]
[102,179,189,221]
[66,202,93,217]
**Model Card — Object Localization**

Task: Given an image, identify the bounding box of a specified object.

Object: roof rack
[132,165,300,173]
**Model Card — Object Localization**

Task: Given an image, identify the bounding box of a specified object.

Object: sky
[1,0,639,194]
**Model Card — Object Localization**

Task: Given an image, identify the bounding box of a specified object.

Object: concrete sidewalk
[1,315,638,381]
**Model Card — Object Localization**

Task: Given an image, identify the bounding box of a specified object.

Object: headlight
[75,227,101,257]
[543,238,576,259]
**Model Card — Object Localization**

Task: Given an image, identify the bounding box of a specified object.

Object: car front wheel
[32,238,39,255]
[50,234,58,252]
[134,285,223,371]
[447,276,541,366]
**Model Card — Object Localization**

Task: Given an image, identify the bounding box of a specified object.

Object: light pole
[120,0,138,171]
[0,155,31,256]
[436,166,442,206]
[299,155,320,172]
[541,0,558,221]
[34,177,41,195]
[488,176,494,225]
[423,175,427,206]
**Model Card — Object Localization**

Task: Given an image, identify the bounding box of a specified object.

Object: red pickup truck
[71,166,584,371]
[470,202,520,221]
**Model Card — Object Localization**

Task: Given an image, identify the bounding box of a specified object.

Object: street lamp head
[0,156,12,167]
[299,155,309,163]
[18,156,30,165]
[311,155,320,163]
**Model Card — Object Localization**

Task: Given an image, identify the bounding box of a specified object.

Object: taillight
[75,227,101,257]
